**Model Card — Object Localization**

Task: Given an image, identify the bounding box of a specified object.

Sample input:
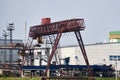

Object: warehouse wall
[60,42,120,70]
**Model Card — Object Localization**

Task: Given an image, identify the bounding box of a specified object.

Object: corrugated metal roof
[59,42,120,48]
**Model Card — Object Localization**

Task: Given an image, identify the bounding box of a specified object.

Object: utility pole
[115,58,118,80]
[115,59,117,80]
[2,30,9,63]
[7,23,15,64]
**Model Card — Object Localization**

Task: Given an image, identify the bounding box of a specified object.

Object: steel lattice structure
[29,19,85,38]
[29,18,92,80]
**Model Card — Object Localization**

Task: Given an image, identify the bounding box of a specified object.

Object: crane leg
[42,31,63,79]
[74,30,92,77]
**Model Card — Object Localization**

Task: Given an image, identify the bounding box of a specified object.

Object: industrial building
[109,31,120,42]
[0,38,23,76]
[0,39,23,62]
[20,18,120,79]
[60,42,120,70]
[29,31,120,77]
[0,18,120,79]
[22,42,120,77]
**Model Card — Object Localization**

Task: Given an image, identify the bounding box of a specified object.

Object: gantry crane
[29,18,92,80]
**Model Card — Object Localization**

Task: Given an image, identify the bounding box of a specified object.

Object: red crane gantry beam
[29,18,92,80]
[29,19,85,38]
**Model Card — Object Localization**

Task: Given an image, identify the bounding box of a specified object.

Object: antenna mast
[25,21,27,45]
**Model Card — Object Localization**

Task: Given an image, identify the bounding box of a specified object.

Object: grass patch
[0,77,120,80]
[0,77,40,80]
[95,77,120,80]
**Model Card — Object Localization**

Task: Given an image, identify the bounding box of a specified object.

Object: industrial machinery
[28,18,92,80]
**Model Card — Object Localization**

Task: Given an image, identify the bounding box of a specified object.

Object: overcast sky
[0,0,120,46]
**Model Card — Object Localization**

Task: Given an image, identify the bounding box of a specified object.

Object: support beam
[74,31,91,75]
[43,31,63,79]
[29,19,85,38]
[48,35,60,65]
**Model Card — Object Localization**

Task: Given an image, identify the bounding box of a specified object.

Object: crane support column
[74,30,92,76]
[43,31,63,79]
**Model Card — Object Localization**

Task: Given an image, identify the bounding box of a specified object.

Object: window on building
[114,55,117,60]
[109,55,120,61]
[109,56,114,61]
[118,56,120,60]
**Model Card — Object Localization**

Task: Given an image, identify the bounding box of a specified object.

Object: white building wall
[60,43,120,70]
[110,39,119,42]
[60,47,77,65]
[32,43,120,71]
[34,48,48,66]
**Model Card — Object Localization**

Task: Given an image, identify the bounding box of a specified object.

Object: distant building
[0,39,23,62]
[60,43,120,70]
[29,42,120,71]
[109,31,120,42]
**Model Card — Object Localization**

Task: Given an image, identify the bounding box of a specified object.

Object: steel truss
[29,18,92,80]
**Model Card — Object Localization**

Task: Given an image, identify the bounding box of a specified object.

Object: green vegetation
[0,77,120,80]
[95,77,120,80]
[0,77,40,80]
